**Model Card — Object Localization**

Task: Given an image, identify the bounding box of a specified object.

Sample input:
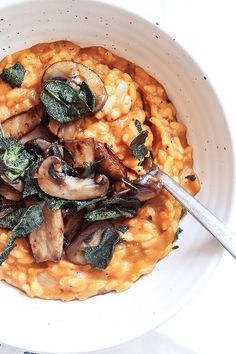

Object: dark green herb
[0,203,44,265]
[175,227,183,240]
[85,206,137,221]
[78,81,96,112]
[0,62,26,88]
[172,245,179,250]
[22,161,40,198]
[0,208,26,229]
[44,195,106,211]
[134,119,142,133]
[84,227,119,269]
[117,225,129,233]
[130,130,148,160]
[185,174,196,181]
[0,137,34,181]
[102,196,141,209]
[40,80,93,123]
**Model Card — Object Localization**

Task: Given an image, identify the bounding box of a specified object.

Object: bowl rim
[0,0,235,353]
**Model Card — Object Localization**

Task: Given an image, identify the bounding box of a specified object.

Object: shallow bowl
[0,0,234,353]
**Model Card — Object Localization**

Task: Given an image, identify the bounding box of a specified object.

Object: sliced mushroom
[35,156,109,200]
[0,183,22,201]
[1,106,42,139]
[62,209,84,247]
[25,138,51,158]
[94,141,127,180]
[0,175,24,192]
[29,204,64,263]
[20,124,55,144]
[42,61,107,112]
[63,139,95,168]
[66,221,112,265]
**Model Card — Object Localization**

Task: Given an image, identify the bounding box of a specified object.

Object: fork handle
[159,171,236,259]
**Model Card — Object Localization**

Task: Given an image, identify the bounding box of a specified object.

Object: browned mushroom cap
[1,106,42,139]
[0,183,22,201]
[35,156,110,200]
[63,138,95,168]
[94,141,127,181]
[42,61,107,112]
[29,203,64,263]
[66,221,112,265]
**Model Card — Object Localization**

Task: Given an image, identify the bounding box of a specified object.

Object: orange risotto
[0,41,200,300]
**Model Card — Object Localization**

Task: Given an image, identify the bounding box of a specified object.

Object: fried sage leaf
[22,161,40,198]
[40,80,92,123]
[0,137,34,181]
[0,203,44,265]
[78,81,96,112]
[117,225,129,233]
[85,205,137,221]
[0,208,26,229]
[48,195,107,211]
[84,227,119,269]
[134,119,142,133]
[0,62,26,88]
[130,130,148,160]
[175,227,183,240]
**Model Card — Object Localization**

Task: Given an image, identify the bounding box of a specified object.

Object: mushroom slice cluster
[66,221,113,265]
[35,155,110,200]
[42,61,107,113]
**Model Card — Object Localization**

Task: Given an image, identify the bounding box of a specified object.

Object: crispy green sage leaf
[117,225,129,233]
[78,81,96,112]
[85,206,137,221]
[134,119,142,133]
[84,227,119,269]
[0,137,34,181]
[0,208,26,229]
[40,80,92,123]
[175,227,183,240]
[0,62,26,88]
[0,203,44,265]
[130,130,148,160]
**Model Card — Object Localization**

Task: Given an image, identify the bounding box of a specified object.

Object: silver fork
[158,170,236,259]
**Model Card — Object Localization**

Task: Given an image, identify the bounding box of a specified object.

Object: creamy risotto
[0,41,200,300]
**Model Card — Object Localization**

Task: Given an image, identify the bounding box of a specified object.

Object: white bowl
[0,1,235,353]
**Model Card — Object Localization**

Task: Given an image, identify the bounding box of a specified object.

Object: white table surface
[1,0,236,353]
